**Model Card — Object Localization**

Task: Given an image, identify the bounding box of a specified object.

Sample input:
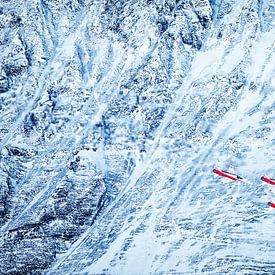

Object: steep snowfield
[47,1,275,274]
[0,0,274,274]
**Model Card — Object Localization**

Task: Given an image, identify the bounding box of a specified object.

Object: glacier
[0,0,274,274]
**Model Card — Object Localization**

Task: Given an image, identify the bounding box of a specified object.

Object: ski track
[47,7,275,274]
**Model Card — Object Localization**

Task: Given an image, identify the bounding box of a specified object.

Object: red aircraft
[213,169,275,208]
[213,168,244,181]
[261,176,275,209]
[261,176,275,186]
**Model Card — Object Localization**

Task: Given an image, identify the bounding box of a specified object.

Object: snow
[48,4,275,273]
[1,0,275,274]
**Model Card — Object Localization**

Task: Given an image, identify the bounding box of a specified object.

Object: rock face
[0,0,274,274]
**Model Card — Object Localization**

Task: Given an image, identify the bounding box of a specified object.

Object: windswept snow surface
[0,0,274,274]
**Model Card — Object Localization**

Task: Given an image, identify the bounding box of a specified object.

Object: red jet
[261,176,275,209]
[213,168,244,181]
[261,176,275,186]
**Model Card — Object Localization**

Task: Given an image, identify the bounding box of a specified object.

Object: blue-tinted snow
[0,0,274,274]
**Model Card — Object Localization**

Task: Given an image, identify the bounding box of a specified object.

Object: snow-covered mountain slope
[0,0,274,274]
